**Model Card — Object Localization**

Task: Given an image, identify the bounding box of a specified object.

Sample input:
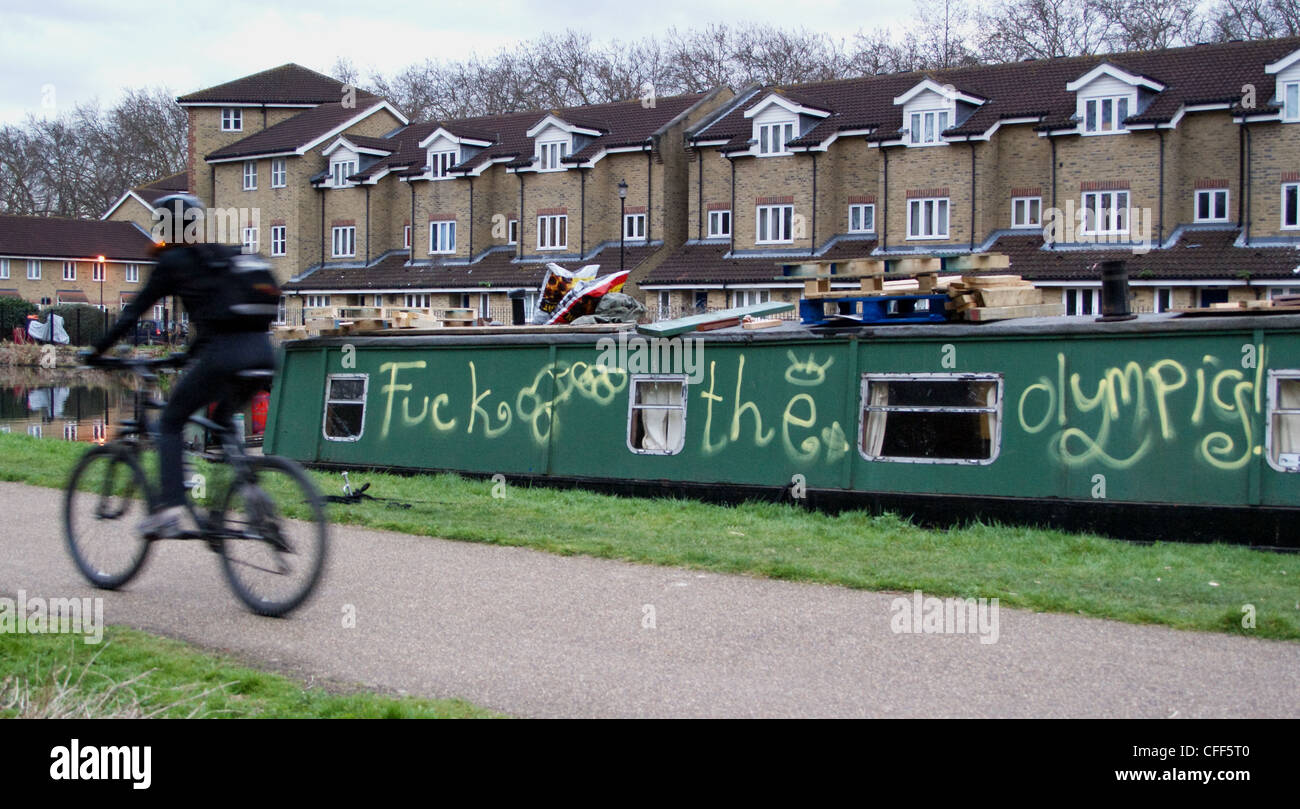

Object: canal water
[0,367,265,443]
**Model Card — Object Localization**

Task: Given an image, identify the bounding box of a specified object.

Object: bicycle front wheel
[64,445,153,589]
[217,456,328,617]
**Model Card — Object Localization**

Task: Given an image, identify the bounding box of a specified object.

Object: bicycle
[63,353,329,617]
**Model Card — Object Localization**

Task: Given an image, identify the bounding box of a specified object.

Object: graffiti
[1016,349,1267,471]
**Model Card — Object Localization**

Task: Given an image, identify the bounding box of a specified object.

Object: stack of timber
[1174,295,1300,316]
[948,273,1065,322]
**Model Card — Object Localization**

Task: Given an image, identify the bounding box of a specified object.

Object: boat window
[859,374,1002,464]
[1267,371,1300,471]
[323,374,368,441]
[627,375,687,455]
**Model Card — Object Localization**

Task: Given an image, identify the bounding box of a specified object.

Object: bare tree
[1096,0,1206,51]
[977,0,1111,60]
[1209,0,1300,39]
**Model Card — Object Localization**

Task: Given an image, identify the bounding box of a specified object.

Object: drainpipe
[810,151,818,256]
[1049,137,1058,247]
[1237,123,1246,228]
[968,139,977,251]
[1244,123,1253,244]
[1157,130,1165,245]
[467,176,474,257]
[697,148,704,240]
[580,168,586,256]
[727,153,736,255]
[517,173,525,260]
[646,148,653,243]
[881,146,889,251]
[364,185,371,263]
[409,183,415,257]
[318,186,325,266]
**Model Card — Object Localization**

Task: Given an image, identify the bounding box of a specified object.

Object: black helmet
[150,193,204,247]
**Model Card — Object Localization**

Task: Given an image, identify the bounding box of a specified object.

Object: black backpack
[190,245,281,330]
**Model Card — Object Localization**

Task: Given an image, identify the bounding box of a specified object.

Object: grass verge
[0,625,501,718]
[2,431,1297,640]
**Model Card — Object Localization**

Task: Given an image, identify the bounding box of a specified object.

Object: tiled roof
[206,100,392,161]
[694,37,1300,149]
[133,172,188,205]
[643,229,1300,285]
[0,216,157,261]
[644,240,880,285]
[987,229,1300,281]
[358,93,709,179]
[284,244,658,292]
[178,64,366,106]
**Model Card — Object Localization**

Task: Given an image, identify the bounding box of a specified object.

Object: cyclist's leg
[156,355,221,511]
[208,333,276,433]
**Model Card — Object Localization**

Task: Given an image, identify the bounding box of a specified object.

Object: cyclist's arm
[93,254,177,353]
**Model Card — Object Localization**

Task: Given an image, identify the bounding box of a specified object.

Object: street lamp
[96,255,106,340]
[617,179,628,272]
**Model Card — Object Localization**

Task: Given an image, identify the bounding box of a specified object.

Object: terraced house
[281,89,732,323]
[644,36,1300,317]
[0,216,157,315]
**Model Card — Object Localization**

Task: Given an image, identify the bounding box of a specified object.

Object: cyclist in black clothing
[88,193,278,537]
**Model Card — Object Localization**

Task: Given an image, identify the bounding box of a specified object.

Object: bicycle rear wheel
[64,445,153,589]
[217,456,328,617]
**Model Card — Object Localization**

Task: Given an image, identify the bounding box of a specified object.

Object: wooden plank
[893,257,943,274]
[944,253,1012,272]
[961,274,1030,288]
[696,317,741,332]
[1212,301,1247,309]
[977,287,1044,307]
[964,302,1066,321]
[741,317,783,330]
[637,302,795,337]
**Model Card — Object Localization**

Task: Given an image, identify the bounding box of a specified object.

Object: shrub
[0,297,38,341]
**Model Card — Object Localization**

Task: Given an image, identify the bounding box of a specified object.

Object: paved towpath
[1,480,1295,718]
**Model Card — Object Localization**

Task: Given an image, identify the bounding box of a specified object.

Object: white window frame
[404,225,411,249]
[305,294,332,309]
[429,220,456,254]
[276,296,287,325]
[1265,370,1300,472]
[908,109,950,145]
[1282,81,1300,123]
[331,226,355,258]
[507,219,518,245]
[243,160,257,190]
[0,259,8,280]
[331,160,356,188]
[1080,190,1130,235]
[1195,189,1229,223]
[62,261,75,281]
[271,158,287,188]
[404,293,431,309]
[1153,287,1174,313]
[430,149,458,179]
[1011,196,1042,229]
[125,263,139,283]
[848,203,875,234]
[1081,95,1132,134]
[906,197,950,239]
[271,225,287,256]
[221,108,242,132]
[755,204,794,244]
[1063,287,1102,316]
[858,373,1003,465]
[1283,183,1300,230]
[537,214,567,250]
[242,226,259,253]
[729,288,770,308]
[322,374,368,443]
[626,374,688,456]
[624,213,646,241]
[756,120,796,156]
[92,262,105,282]
[27,260,40,280]
[707,209,731,238]
[538,140,568,171]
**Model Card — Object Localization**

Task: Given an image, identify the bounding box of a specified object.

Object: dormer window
[331,160,356,187]
[909,110,949,145]
[757,121,795,155]
[222,108,242,131]
[430,149,458,179]
[1083,96,1130,133]
[1283,81,1300,122]
[539,141,568,171]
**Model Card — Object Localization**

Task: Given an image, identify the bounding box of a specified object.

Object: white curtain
[1277,379,1300,463]
[863,382,889,457]
[638,382,683,451]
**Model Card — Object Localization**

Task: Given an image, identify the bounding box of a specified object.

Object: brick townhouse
[279,88,732,324]
[643,36,1300,318]
[0,215,158,315]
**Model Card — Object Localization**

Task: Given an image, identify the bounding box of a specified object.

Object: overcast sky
[0,0,915,125]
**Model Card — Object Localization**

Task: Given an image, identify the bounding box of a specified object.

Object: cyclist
[87,193,278,538]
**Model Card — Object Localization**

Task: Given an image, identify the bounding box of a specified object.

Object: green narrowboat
[263,314,1300,550]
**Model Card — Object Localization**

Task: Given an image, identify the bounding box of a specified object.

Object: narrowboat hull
[264,314,1300,550]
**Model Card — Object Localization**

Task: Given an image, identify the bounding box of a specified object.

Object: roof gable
[178,63,362,106]
[1065,62,1165,93]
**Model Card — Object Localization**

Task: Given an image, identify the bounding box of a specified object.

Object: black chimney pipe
[1097,260,1137,322]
